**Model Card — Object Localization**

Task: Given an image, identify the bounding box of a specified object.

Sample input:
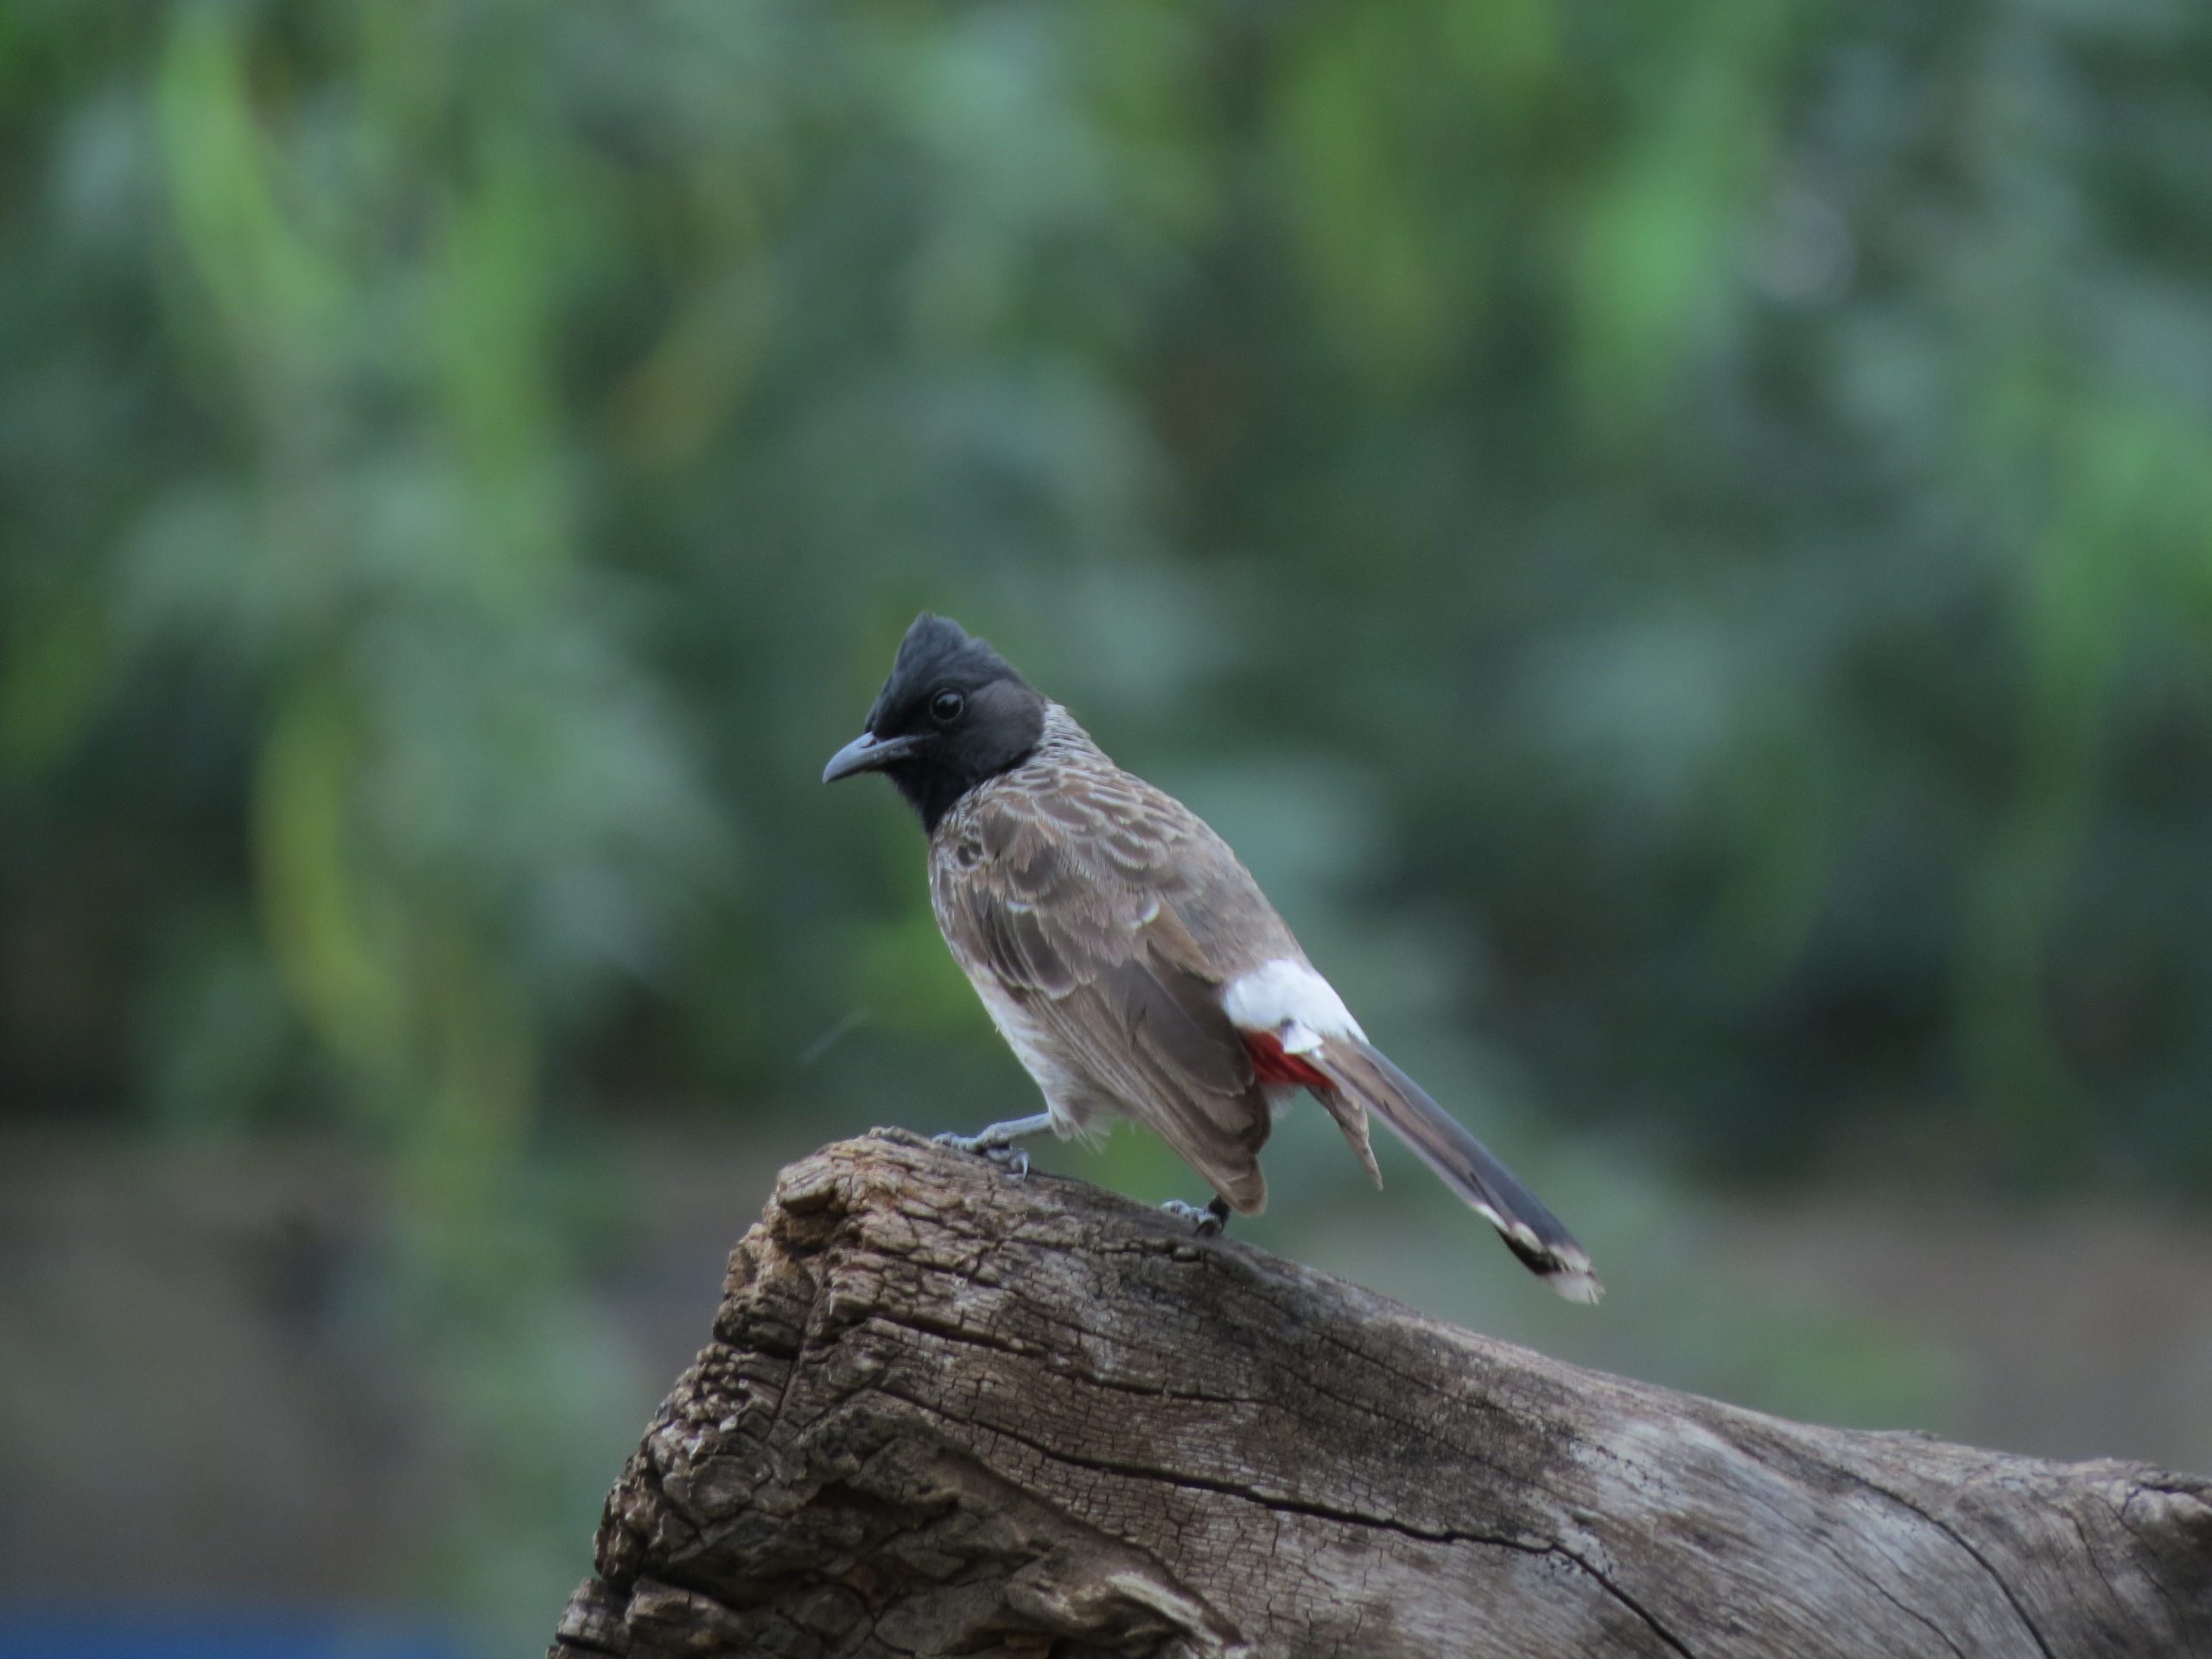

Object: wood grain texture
[550,1132,2212,1659]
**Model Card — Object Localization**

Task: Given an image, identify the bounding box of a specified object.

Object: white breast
[1222,957,1365,1053]
[964,967,1103,1139]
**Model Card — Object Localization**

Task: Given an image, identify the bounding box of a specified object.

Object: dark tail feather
[1315,1038,1602,1304]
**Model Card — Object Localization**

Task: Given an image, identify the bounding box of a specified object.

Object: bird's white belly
[963,969,1109,1140]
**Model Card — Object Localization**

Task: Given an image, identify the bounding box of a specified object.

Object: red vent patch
[1243,1027,1332,1090]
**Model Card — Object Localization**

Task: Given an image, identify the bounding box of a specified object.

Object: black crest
[826,613,1047,831]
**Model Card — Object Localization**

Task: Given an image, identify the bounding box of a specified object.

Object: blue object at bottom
[0,1611,460,1659]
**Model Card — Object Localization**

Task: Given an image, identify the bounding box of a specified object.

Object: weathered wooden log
[550,1130,2212,1658]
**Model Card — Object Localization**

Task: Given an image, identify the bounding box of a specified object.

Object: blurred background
[5,1,2212,1653]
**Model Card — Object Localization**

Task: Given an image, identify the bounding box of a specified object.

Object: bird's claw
[934,1131,1029,1180]
[1160,1198,1225,1237]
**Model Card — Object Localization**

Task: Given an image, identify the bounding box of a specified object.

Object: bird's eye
[930,689,965,724]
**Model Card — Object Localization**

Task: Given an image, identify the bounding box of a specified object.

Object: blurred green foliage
[4,0,2212,1639]
[9,0,2211,1182]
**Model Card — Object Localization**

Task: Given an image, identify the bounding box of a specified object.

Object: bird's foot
[1160,1196,1232,1237]
[933,1129,1031,1179]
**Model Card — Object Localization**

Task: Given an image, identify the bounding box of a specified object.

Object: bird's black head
[822,613,1047,832]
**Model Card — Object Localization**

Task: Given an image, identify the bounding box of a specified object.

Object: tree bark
[550,1131,2211,1659]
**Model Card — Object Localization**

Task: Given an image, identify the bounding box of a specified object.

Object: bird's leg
[1160,1195,1232,1237]
[934,1112,1054,1179]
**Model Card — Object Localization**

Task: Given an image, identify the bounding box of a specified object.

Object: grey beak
[823,729,925,783]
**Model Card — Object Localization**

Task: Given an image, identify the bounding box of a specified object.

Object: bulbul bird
[823,613,1601,1302]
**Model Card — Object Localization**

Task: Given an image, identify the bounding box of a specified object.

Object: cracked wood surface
[550,1131,2212,1659]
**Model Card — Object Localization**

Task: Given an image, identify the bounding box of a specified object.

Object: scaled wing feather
[937,790,1276,1211]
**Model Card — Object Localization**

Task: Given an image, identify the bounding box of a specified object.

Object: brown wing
[934,781,1277,1211]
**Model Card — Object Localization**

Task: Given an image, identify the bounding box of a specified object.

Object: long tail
[1312,1037,1602,1303]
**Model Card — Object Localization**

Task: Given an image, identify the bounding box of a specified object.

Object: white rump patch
[1223,957,1366,1052]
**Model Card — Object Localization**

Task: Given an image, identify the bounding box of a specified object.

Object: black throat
[892,758,991,836]
[889,681,1046,834]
